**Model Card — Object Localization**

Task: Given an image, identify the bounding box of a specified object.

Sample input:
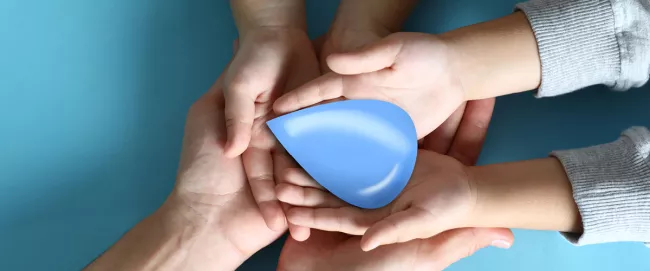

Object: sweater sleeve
[551,127,650,246]
[515,0,650,97]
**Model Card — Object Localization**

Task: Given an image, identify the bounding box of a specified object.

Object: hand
[280,150,479,251]
[278,226,512,271]
[421,98,496,166]
[223,27,320,237]
[85,75,286,271]
[276,91,510,270]
[274,32,466,139]
[275,166,512,271]
[168,76,284,268]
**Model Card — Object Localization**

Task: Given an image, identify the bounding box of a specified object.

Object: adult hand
[278,228,512,271]
[223,26,320,238]
[171,76,285,268]
[84,75,285,271]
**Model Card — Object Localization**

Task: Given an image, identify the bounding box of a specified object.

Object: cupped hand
[162,76,283,269]
[273,32,467,139]
[275,166,512,271]
[280,150,480,251]
[222,26,320,237]
[278,223,511,271]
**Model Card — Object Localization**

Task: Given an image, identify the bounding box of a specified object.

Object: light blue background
[1,0,648,270]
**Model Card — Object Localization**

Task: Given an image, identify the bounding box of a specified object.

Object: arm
[330,0,419,38]
[444,0,650,100]
[84,78,283,270]
[83,203,244,271]
[470,127,650,245]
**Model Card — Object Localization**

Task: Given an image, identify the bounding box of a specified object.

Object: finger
[272,149,310,241]
[448,98,496,166]
[286,206,382,235]
[223,88,255,157]
[428,228,513,270]
[284,202,311,242]
[273,72,345,114]
[360,208,439,251]
[281,168,324,189]
[243,147,286,231]
[276,183,345,208]
[421,102,467,154]
[326,36,403,75]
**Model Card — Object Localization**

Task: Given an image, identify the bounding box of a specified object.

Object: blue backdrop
[1,0,648,270]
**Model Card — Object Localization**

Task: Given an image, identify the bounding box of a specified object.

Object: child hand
[273,32,467,139]
[277,150,477,251]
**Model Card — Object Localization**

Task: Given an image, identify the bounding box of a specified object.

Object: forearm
[330,0,419,36]
[445,0,650,100]
[469,127,650,245]
[441,12,541,100]
[84,202,245,271]
[230,0,306,35]
[468,158,582,233]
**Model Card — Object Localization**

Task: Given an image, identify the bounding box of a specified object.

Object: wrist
[331,0,418,35]
[467,158,581,232]
[156,197,251,269]
[239,26,309,47]
[231,0,306,36]
[440,12,541,101]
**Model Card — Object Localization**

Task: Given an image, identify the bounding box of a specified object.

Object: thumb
[360,208,441,251]
[223,89,255,158]
[326,35,403,75]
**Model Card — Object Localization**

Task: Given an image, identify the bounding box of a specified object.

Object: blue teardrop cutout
[267,100,417,209]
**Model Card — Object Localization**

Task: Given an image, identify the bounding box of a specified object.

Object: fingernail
[491,240,511,249]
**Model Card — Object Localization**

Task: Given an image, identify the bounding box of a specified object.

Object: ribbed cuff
[516,0,621,97]
[551,127,650,246]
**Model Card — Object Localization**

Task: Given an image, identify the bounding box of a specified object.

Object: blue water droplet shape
[267,100,417,209]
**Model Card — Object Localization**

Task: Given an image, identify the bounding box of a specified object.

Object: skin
[273,12,540,139]
[277,12,582,252]
[83,71,514,271]
[226,1,503,248]
[84,2,518,270]
[225,0,320,240]
[84,76,283,271]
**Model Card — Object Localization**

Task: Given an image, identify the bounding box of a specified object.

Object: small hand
[280,150,479,251]
[223,27,320,237]
[276,166,512,271]
[274,32,467,139]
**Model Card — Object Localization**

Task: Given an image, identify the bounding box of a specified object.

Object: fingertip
[259,202,287,232]
[289,225,311,242]
[275,184,292,203]
[285,207,310,225]
[360,237,380,252]
[224,126,250,158]
[272,96,293,114]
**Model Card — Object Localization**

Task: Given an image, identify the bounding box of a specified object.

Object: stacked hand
[222,26,320,241]
[223,15,505,271]
[274,31,510,269]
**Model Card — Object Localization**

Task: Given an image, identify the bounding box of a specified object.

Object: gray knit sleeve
[515,0,650,97]
[551,127,650,246]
